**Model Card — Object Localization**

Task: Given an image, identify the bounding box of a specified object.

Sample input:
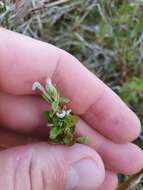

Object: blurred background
[0,0,143,189]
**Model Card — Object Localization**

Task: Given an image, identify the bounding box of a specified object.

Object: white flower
[32,81,44,92]
[66,109,72,115]
[45,78,58,100]
[46,79,55,91]
[56,110,66,118]
[56,109,72,118]
[46,79,52,87]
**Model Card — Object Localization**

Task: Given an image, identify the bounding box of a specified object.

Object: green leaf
[63,134,73,145]
[49,127,62,139]
[76,136,89,144]
[51,101,59,113]
[44,111,54,123]
[42,93,52,104]
[63,114,78,127]
[63,125,72,134]
[119,77,143,105]
[45,80,59,102]
[44,111,50,119]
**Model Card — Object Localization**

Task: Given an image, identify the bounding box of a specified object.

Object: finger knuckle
[13,146,66,190]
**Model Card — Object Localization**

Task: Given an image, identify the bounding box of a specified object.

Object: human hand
[0,28,142,190]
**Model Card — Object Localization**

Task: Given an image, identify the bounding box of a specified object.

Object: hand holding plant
[0,29,142,190]
[32,79,88,145]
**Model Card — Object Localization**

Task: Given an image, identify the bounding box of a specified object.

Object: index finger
[0,28,141,143]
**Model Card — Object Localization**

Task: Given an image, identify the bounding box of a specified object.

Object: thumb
[0,143,105,190]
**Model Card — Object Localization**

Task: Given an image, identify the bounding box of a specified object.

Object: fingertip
[129,112,141,140]
[105,105,142,144]
[49,143,105,190]
[124,144,143,175]
[116,111,141,143]
[97,171,118,190]
[108,143,143,175]
[69,158,105,190]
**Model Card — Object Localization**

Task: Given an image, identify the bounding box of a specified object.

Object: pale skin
[0,28,142,190]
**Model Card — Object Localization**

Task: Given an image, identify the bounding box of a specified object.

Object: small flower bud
[32,81,44,92]
[66,109,72,115]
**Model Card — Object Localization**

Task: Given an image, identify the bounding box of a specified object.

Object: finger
[0,93,143,175]
[0,143,105,190]
[0,128,39,149]
[97,170,118,190]
[76,119,143,175]
[0,28,140,143]
[0,92,49,134]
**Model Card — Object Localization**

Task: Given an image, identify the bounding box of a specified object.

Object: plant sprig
[32,79,88,145]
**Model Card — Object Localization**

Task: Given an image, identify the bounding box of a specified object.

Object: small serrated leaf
[63,134,73,145]
[76,136,89,144]
[45,79,59,102]
[51,101,59,113]
[49,127,61,139]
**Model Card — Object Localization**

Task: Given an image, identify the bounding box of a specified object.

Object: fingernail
[67,158,102,190]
